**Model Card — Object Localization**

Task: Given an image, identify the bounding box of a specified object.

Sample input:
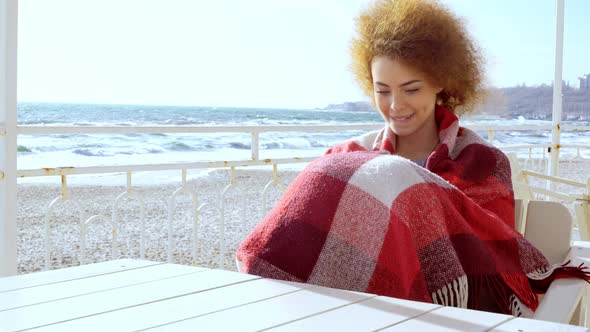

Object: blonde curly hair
[351,0,485,114]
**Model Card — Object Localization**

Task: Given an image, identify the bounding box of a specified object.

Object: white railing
[16,123,383,166]
[13,123,590,177]
[6,123,590,273]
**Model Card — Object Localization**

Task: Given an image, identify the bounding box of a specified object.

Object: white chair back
[523,200,573,265]
[520,200,585,326]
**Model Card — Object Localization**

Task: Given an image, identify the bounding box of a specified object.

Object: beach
[16,168,300,274]
[16,158,590,274]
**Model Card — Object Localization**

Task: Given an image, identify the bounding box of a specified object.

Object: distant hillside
[482,85,590,120]
[320,101,375,113]
[323,86,590,121]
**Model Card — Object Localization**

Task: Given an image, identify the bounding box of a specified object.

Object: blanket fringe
[508,294,534,318]
[501,272,539,312]
[528,260,590,294]
[463,262,590,314]
[464,274,532,314]
[431,275,468,308]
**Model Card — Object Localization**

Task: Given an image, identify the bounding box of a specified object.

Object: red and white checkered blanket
[237,107,588,315]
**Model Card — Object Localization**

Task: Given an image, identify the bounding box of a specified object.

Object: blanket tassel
[529,260,590,294]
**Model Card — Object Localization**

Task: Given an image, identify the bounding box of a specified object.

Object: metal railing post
[548,0,565,185]
[0,0,17,277]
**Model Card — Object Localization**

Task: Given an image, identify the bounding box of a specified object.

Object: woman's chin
[387,123,411,137]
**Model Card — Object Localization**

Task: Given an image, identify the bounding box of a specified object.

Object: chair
[507,152,590,242]
[518,199,587,326]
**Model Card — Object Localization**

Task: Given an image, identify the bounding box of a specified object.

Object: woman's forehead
[371,56,426,84]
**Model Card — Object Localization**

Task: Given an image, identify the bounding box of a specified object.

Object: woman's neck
[395,118,439,161]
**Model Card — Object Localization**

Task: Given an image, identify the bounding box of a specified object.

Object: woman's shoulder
[453,126,512,184]
[456,126,506,156]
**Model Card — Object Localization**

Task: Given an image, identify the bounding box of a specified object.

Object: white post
[549,0,564,182]
[251,132,259,161]
[0,0,18,276]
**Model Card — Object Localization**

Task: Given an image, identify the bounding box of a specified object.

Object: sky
[16,0,590,109]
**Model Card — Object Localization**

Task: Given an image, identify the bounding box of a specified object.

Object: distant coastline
[318,101,376,113]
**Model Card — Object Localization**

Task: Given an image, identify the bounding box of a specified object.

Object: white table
[0,259,587,332]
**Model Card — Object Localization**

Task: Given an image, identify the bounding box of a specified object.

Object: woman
[237,0,587,316]
[324,0,512,229]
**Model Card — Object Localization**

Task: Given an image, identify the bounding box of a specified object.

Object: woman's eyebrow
[399,79,420,87]
[374,80,421,88]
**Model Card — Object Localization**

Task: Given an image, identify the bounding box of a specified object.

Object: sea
[16,102,590,185]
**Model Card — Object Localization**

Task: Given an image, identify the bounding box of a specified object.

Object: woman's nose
[389,95,401,112]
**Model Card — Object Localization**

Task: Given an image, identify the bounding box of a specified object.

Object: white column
[0,0,18,276]
[251,132,259,160]
[549,0,564,181]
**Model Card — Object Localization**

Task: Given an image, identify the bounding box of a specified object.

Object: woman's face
[371,56,442,139]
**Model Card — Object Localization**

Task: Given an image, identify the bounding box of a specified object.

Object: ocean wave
[310,141,328,148]
[72,122,96,126]
[54,134,90,139]
[78,143,106,148]
[19,119,62,125]
[17,145,33,153]
[163,118,205,126]
[229,142,251,149]
[73,148,110,157]
[72,146,167,156]
[121,147,164,155]
[263,142,281,149]
[261,138,321,149]
[146,148,164,154]
[262,142,302,149]
[166,142,195,151]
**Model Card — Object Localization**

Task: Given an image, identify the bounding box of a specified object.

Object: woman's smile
[390,113,415,123]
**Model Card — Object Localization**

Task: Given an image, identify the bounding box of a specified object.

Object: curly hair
[351,0,485,114]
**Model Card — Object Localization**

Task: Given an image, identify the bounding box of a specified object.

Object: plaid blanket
[237,107,588,315]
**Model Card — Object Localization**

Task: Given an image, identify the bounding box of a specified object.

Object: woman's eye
[376,90,390,95]
[405,89,419,94]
